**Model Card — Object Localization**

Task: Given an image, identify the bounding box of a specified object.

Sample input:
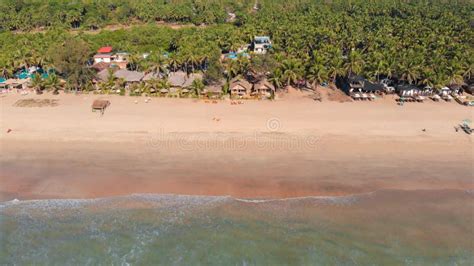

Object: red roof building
[97,46,113,53]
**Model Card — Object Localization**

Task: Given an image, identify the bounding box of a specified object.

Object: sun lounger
[398,97,409,102]
[460,124,472,135]
[431,95,441,101]
[415,96,425,102]
[351,93,360,100]
[442,95,453,101]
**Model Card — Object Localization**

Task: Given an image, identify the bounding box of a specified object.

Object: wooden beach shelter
[91,99,110,115]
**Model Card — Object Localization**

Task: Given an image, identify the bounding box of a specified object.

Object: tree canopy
[0,0,472,90]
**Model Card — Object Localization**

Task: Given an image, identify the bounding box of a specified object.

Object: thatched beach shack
[203,79,225,99]
[338,75,365,95]
[169,71,203,89]
[253,79,275,98]
[95,69,111,82]
[114,69,144,84]
[143,72,162,81]
[230,77,252,98]
[168,71,187,89]
[362,82,385,95]
[337,75,384,100]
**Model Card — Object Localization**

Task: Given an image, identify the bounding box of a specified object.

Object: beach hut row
[229,77,275,99]
[93,68,275,99]
[337,75,472,103]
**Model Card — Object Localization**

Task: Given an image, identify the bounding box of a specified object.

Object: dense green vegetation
[0,0,249,30]
[0,0,473,91]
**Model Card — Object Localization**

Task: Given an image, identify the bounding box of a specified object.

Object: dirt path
[13,21,207,35]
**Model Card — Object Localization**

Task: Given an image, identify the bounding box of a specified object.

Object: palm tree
[269,68,283,89]
[31,74,44,94]
[186,54,200,73]
[105,69,115,86]
[462,62,473,81]
[225,60,240,79]
[399,62,420,85]
[0,65,13,79]
[236,56,250,76]
[167,55,181,72]
[419,67,435,88]
[281,59,303,86]
[146,79,160,95]
[344,50,364,76]
[127,54,141,71]
[307,63,328,87]
[327,61,345,83]
[190,79,205,97]
[158,78,171,94]
[148,54,167,75]
[44,74,62,94]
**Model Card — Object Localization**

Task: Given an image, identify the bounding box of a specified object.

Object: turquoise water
[1,190,473,265]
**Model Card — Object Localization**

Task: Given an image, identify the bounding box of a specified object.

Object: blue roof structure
[225,52,250,60]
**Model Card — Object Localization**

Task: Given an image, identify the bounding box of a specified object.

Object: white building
[252,36,271,54]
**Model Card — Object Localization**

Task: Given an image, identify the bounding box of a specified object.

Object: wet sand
[0,135,472,201]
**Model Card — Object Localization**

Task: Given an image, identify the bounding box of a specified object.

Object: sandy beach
[0,92,472,201]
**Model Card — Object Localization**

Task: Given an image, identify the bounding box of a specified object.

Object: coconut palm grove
[0,0,472,94]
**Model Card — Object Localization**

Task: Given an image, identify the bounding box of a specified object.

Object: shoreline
[1,188,472,204]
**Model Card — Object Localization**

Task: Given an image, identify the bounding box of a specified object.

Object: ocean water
[1,190,473,265]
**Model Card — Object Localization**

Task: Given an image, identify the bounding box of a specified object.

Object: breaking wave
[1,189,473,265]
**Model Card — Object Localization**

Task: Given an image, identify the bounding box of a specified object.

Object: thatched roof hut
[114,70,144,82]
[96,69,111,82]
[205,85,223,94]
[143,72,163,81]
[168,71,187,87]
[230,77,252,97]
[254,79,275,95]
[183,73,203,88]
[168,71,203,88]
